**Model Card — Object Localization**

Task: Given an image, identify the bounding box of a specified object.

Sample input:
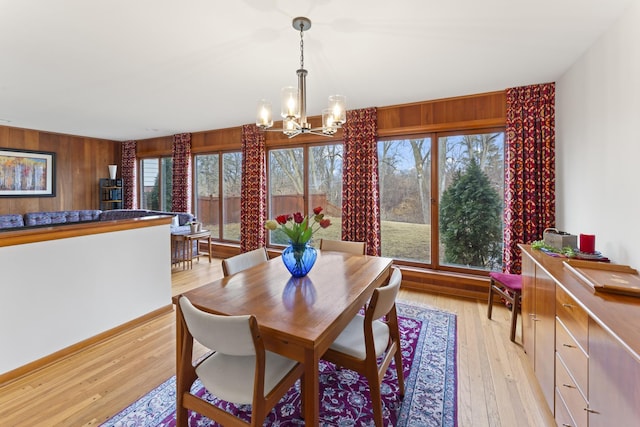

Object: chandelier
[256,17,346,138]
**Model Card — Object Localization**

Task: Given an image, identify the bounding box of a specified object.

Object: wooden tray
[563,259,640,297]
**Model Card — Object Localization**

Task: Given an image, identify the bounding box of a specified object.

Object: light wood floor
[0,259,555,426]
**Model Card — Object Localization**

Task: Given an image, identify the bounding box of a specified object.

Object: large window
[140,157,172,211]
[194,152,242,241]
[267,144,343,246]
[378,129,504,272]
[378,137,432,263]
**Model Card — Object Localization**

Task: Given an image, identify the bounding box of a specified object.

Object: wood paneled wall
[0,91,505,218]
[0,126,120,215]
[136,90,506,157]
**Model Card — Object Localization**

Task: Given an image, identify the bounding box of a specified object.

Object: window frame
[379,126,505,275]
[193,150,243,243]
[138,156,173,211]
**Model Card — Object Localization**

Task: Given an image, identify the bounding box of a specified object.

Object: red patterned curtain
[341,107,381,256]
[171,133,192,213]
[240,124,267,252]
[504,83,556,273]
[121,140,137,209]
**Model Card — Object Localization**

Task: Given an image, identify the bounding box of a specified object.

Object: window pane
[141,158,159,210]
[269,147,304,245]
[141,157,172,211]
[222,152,242,241]
[160,157,173,211]
[308,144,343,242]
[377,138,432,262]
[438,132,504,271]
[194,154,219,237]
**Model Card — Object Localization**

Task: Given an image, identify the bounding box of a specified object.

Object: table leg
[186,237,192,270]
[207,236,212,263]
[303,348,320,425]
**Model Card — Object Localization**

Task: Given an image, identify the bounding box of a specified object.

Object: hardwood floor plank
[0,260,554,426]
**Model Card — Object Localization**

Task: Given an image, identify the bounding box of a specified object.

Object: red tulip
[319,219,331,228]
[313,206,323,215]
[293,212,304,223]
[276,214,288,225]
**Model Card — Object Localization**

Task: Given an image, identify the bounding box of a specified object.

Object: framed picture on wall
[0,148,56,197]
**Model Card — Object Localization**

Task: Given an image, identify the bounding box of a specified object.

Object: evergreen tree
[439,158,502,269]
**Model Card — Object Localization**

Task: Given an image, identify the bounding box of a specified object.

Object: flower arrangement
[264,206,331,246]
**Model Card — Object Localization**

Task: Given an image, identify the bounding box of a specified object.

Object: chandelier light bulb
[281,86,300,119]
[256,99,273,129]
[328,95,346,126]
[322,108,337,135]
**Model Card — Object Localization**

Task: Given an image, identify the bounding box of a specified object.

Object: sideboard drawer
[556,352,588,427]
[555,388,578,427]
[556,286,588,352]
[556,317,588,397]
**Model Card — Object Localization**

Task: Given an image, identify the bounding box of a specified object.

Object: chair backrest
[319,238,367,255]
[222,247,269,277]
[179,296,256,356]
[370,267,402,320]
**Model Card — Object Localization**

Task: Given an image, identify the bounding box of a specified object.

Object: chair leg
[394,348,405,398]
[510,292,521,342]
[368,374,385,427]
[487,279,494,319]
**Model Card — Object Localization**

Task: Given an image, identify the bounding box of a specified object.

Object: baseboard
[0,304,174,386]
[398,266,490,300]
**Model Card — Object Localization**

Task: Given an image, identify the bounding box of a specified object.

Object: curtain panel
[240,124,267,252]
[171,133,192,213]
[504,82,556,273]
[341,107,382,256]
[121,140,137,209]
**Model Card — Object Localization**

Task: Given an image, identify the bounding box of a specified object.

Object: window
[438,131,504,271]
[267,143,343,246]
[378,137,432,263]
[140,157,172,211]
[194,151,242,241]
[378,129,504,272]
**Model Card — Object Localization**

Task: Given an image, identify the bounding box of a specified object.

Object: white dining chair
[321,267,405,427]
[318,238,367,255]
[177,296,304,427]
[222,247,269,277]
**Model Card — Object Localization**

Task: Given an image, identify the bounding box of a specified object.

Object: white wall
[0,223,172,374]
[556,0,640,267]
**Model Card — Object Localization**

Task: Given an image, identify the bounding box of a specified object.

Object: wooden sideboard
[520,245,640,426]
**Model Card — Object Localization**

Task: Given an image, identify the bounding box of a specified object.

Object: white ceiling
[0,0,633,141]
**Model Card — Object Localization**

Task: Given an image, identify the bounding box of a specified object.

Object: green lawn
[204,219,432,262]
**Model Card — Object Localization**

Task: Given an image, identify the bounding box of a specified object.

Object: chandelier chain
[299,24,304,69]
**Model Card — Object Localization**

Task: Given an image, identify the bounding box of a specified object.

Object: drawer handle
[562,343,576,348]
[562,383,576,389]
[584,408,600,414]
[562,303,574,309]
[562,424,573,427]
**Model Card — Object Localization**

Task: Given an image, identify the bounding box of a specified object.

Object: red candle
[579,234,596,254]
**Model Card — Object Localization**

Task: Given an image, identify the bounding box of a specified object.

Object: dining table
[173,249,394,426]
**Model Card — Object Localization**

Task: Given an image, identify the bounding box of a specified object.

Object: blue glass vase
[281,242,317,277]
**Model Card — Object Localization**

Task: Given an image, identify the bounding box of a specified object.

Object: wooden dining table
[173,249,393,426]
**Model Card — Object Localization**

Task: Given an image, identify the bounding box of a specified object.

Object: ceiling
[0,0,633,141]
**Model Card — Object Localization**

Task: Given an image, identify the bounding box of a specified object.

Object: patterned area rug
[102,301,457,427]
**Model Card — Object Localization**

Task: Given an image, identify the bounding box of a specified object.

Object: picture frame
[0,148,56,197]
